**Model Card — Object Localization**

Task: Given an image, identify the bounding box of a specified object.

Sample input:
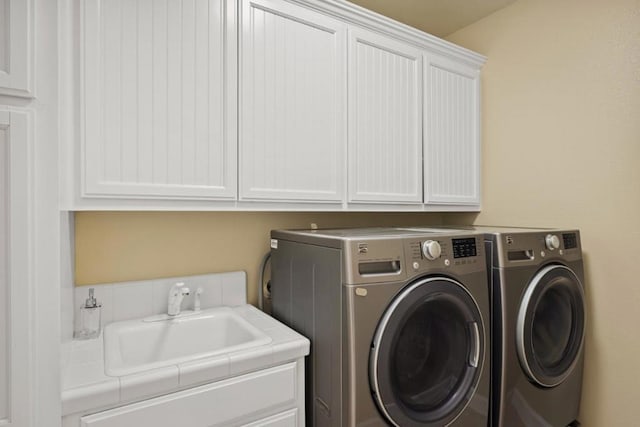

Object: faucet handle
[170,282,190,295]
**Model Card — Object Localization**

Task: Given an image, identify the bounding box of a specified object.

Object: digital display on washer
[452,238,477,258]
[563,233,578,249]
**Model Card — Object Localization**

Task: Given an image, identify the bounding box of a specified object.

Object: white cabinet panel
[0,110,32,426]
[0,112,6,424]
[348,28,422,203]
[242,408,298,427]
[80,362,297,427]
[424,54,480,205]
[0,0,33,97]
[82,0,236,199]
[240,0,346,202]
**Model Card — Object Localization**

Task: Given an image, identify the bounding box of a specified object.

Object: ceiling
[347,0,517,38]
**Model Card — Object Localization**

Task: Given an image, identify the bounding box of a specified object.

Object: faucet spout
[167,282,190,316]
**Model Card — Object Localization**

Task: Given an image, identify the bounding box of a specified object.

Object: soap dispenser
[74,288,102,340]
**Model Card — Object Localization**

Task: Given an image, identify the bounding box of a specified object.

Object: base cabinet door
[81,0,236,200]
[424,53,481,206]
[80,363,298,427]
[239,0,347,202]
[347,27,423,204]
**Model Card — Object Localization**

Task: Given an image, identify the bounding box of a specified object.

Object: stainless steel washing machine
[270,228,490,427]
[426,226,586,427]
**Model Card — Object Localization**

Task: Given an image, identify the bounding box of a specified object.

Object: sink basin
[104,306,272,376]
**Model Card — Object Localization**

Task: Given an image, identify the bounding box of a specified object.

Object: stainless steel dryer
[270,228,490,427]
[483,227,585,427]
[427,226,586,427]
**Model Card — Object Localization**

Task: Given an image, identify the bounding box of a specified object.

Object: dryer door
[516,264,586,388]
[370,277,485,427]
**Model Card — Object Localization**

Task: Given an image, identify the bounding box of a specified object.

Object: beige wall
[446,0,640,424]
[75,211,444,303]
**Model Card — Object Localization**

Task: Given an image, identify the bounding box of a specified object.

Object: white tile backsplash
[72,271,247,338]
[112,281,154,322]
[222,271,247,306]
[194,275,223,308]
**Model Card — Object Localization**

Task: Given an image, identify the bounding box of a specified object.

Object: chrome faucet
[167,282,190,316]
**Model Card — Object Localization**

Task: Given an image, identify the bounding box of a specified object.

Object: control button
[444,259,451,267]
[422,240,442,261]
[413,262,420,270]
[540,250,546,258]
[545,234,560,251]
[559,249,564,255]
[355,288,368,297]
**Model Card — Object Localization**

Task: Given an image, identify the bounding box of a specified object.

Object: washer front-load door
[516,264,586,388]
[370,277,485,427]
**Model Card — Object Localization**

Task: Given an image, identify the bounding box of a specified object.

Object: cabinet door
[424,54,480,205]
[0,110,32,426]
[348,28,422,203]
[80,363,297,427]
[0,0,33,97]
[82,0,236,200]
[240,0,346,202]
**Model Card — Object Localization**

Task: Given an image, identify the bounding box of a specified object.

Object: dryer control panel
[493,229,582,268]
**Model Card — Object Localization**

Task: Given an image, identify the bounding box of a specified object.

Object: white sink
[103,306,272,377]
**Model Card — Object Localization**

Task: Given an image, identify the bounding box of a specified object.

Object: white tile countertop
[61,304,309,416]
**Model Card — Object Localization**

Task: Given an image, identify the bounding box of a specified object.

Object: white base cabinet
[243,409,298,427]
[64,361,304,427]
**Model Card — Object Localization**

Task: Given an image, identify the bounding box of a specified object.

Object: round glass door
[517,265,585,387]
[370,277,485,427]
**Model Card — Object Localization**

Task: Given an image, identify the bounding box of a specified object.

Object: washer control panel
[406,235,484,274]
[452,237,478,258]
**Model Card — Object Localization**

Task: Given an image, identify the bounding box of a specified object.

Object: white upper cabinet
[0,0,33,97]
[81,0,236,200]
[347,28,422,204]
[424,53,481,205]
[239,0,346,202]
[67,0,484,210]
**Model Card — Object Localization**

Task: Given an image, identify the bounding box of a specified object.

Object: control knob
[545,234,560,251]
[422,240,442,260]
